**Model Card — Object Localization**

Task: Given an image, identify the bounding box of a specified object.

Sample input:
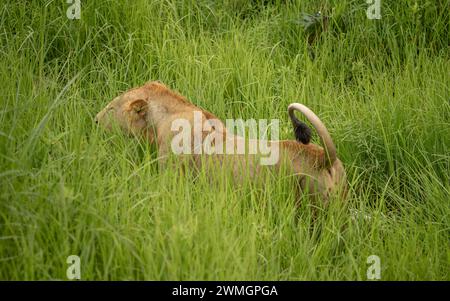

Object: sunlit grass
[0,0,448,280]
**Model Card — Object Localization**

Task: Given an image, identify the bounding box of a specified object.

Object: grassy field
[0,0,449,280]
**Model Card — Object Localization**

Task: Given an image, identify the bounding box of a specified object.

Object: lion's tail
[288,103,337,167]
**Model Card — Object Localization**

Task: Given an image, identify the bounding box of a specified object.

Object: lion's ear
[129,99,148,117]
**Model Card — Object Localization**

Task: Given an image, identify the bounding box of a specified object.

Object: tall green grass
[0,0,448,280]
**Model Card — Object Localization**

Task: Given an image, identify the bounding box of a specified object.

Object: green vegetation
[0,0,448,280]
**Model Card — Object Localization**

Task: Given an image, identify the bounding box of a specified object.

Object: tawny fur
[96,81,347,203]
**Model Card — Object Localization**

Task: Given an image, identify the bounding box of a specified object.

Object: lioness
[95,81,347,202]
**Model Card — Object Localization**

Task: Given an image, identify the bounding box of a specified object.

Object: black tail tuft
[293,119,312,144]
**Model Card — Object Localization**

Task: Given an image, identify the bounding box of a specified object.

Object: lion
[95,81,347,203]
